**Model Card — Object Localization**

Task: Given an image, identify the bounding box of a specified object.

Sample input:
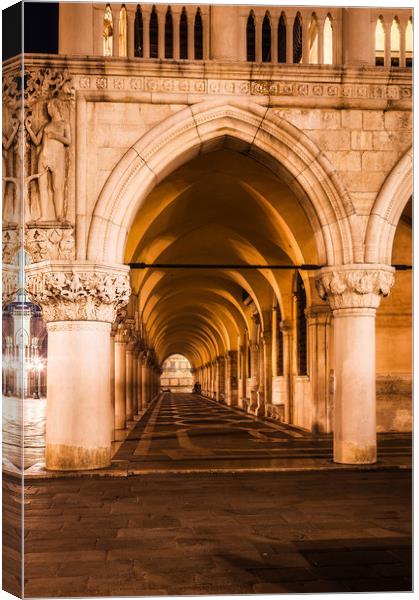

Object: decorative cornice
[25,261,130,323]
[315,264,395,310]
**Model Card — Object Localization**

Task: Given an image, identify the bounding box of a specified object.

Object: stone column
[316,265,395,464]
[225,350,238,406]
[110,327,116,440]
[342,8,372,66]
[125,342,134,421]
[136,350,143,411]
[281,321,292,424]
[263,331,272,408]
[26,262,130,471]
[141,353,148,408]
[114,326,128,430]
[217,356,225,402]
[307,306,332,433]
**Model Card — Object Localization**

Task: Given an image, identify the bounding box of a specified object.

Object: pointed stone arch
[365,147,412,264]
[87,99,357,267]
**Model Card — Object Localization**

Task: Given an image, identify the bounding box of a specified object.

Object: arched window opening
[375,17,385,66]
[278,13,287,63]
[165,7,173,59]
[134,5,143,57]
[323,14,333,64]
[118,5,127,57]
[293,13,303,63]
[262,13,271,62]
[149,5,159,58]
[179,7,188,59]
[246,12,256,61]
[103,4,113,57]
[308,14,318,63]
[296,273,307,376]
[406,18,413,67]
[194,8,203,60]
[277,309,284,377]
[390,18,401,66]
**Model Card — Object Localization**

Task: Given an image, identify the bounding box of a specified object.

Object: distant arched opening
[134,5,143,57]
[103,4,113,56]
[295,273,307,376]
[118,4,127,57]
[262,13,271,62]
[194,8,203,60]
[293,13,303,63]
[161,354,193,393]
[149,5,158,58]
[375,17,385,66]
[406,18,413,67]
[323,14,333,64]
[278,13,287,63]
[390,18,401,66]
[165,7,173,59]
[180,8,188,59]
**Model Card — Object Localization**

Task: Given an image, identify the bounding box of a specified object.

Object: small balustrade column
[271,17,278,63]
[157,5,165,58]
[286,17,293,63]
[187,9,195,60]
[316,265,395,464]
[384,18,391,67]
[399,20,406,67]
[302,17,310,64]
[127,7,135,58]
[255,15,262,62]
[113,7,120,58]
[172,9,180,59]
[143,6,151,59]
[317,18,325,64]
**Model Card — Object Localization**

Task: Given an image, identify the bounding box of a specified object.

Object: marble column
[110,327,116,441]
[26,262,130,471]
[316,265,395,464]
[125,343,134,421]
[307,306,332,433]
[114,326,128,430]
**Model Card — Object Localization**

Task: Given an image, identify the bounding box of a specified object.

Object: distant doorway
[161,354,193,393]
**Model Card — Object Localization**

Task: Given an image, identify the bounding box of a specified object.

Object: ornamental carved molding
[25,265,130,323]
[315,265,395,310]
[25,224,75,262]
[75,74,412,104]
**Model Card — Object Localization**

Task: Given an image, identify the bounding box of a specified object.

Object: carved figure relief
[25,99,71,222]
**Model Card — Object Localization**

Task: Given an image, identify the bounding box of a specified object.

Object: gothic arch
[365,147,412,264]
[87,100,357,266]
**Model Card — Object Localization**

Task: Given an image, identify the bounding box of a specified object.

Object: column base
[45,444,111,471]
[333,441,377,465]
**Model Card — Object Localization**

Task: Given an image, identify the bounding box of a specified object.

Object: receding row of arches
[375,16,413,67]
[103,3,204,60]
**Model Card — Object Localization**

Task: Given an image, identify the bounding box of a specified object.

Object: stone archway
[86,99,357,267]
[364,147,413,264]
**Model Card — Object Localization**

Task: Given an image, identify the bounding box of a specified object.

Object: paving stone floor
[2,393,413,597]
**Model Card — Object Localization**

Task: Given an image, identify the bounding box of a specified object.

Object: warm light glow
[103,4,113,57]
[119,5,128,57]
[309,15,318,64]
[323,14,333,64]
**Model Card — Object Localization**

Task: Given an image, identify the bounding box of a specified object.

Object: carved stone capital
[2,264,19,307]
[315,264,395,311]
[25,224,75,262]
[25,261,130,323]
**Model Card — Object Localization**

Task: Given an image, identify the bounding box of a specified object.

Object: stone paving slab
[12,392,412,480]
[1,468,411,597]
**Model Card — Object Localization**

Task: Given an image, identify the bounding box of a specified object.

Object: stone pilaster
[25,261,130,471]
[316,264,395,464]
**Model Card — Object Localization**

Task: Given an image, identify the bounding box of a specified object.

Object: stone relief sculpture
[2,67,76,263]
[25,99,71,223]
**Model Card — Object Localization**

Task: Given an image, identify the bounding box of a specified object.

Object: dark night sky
[3,1,58,60]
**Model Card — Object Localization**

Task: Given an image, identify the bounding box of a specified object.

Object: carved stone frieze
[2,227,20,264]
[25,262,130,323]
[24,224,75,262]
[315,265,395,310]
